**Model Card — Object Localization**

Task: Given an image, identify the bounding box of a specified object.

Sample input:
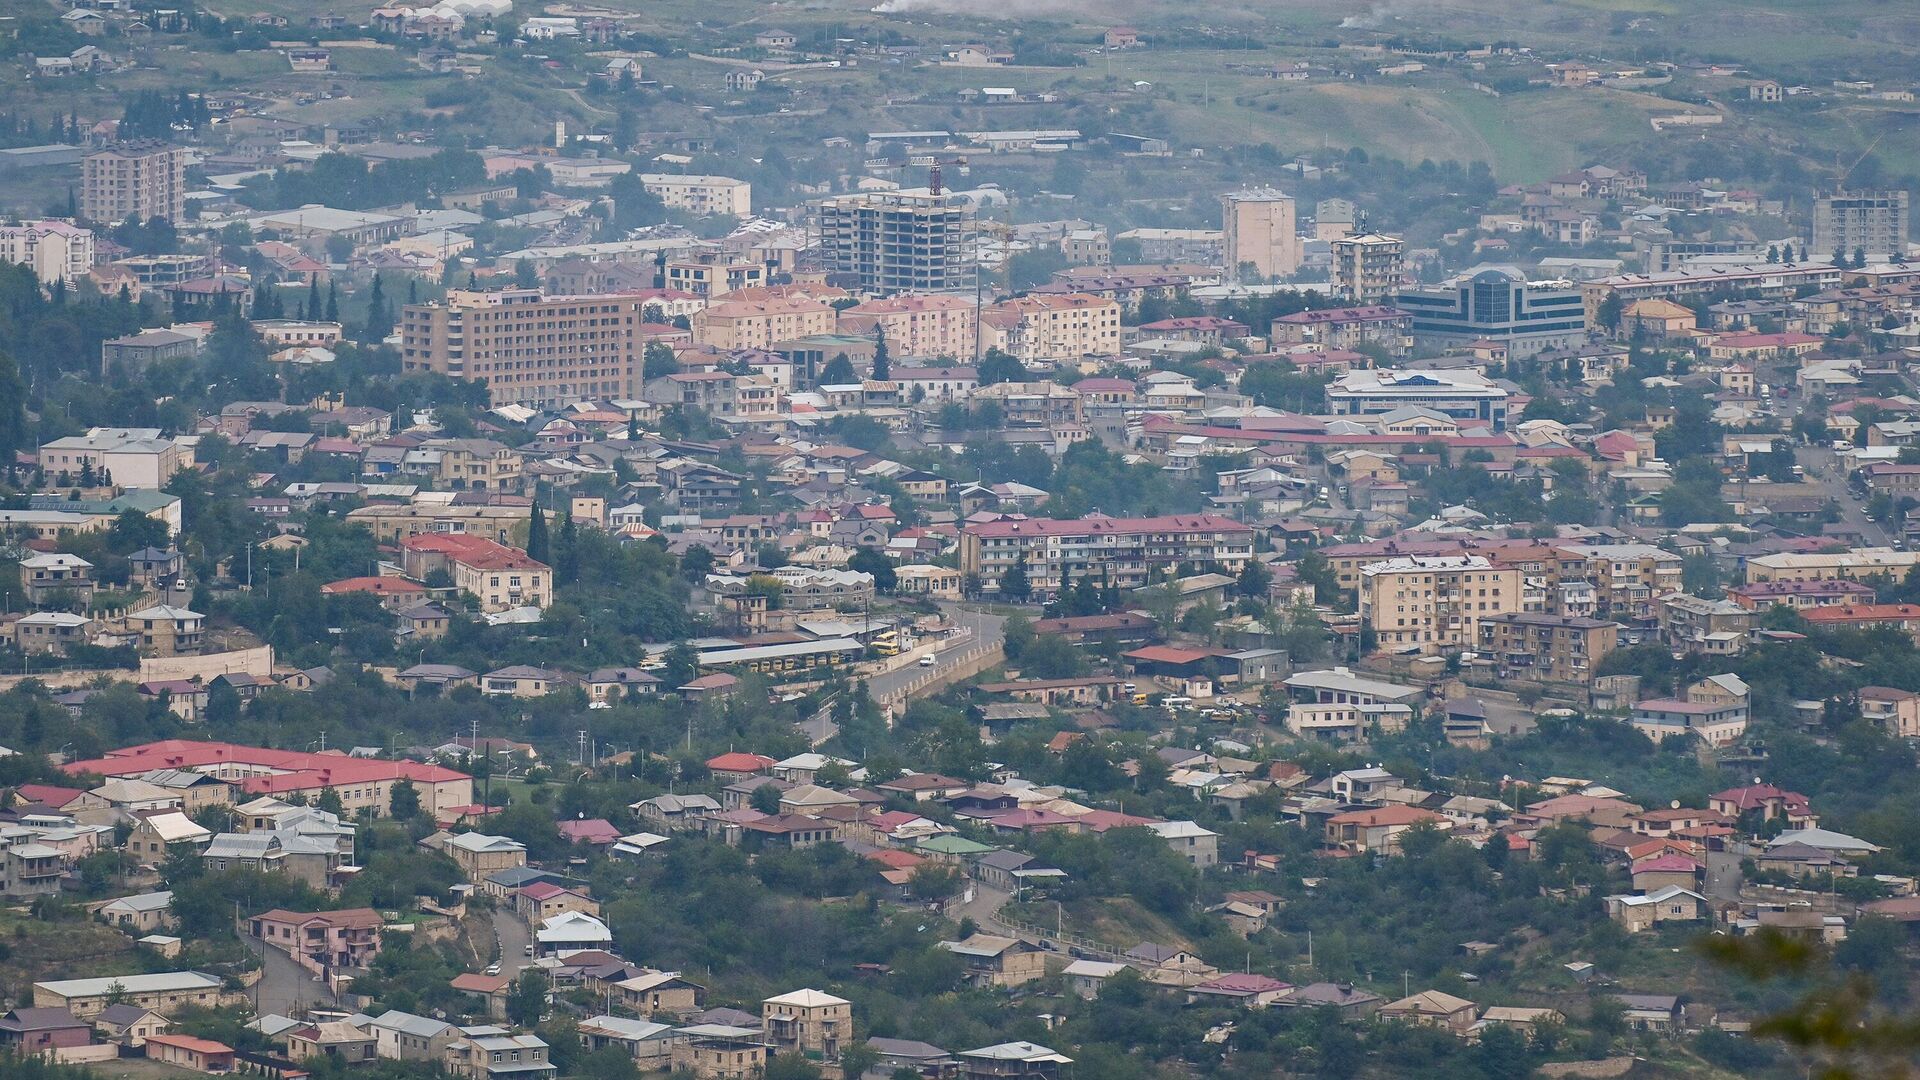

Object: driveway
[244,934,336,1017]
[493,908,533,977]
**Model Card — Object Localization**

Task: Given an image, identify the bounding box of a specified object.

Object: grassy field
[0,907,138,991]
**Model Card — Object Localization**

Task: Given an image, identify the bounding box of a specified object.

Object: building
[691,296,838,351]
[63,740,473,819]
[37,427,192,490]
[444,1032,556,1079]
[1378,990,1478,1033]
[838,295,978,360]
[1147,820,1219,868]
[1221,187,1298,281]
[978,293,1123,365]
[670,1023,768,1078]
[401,289,655,407]
[1325,368,1510,429]
[146,1034,236,1073]
[938,934,1047,987]
[959,513,1255,595]
[399,534,551,612]
[82,141,187,224]
[1581,263,1844,325]
[1745,548,1920,584]
[1558,543,1685,627]
[1478,612,1618,685]
[1269,305,1413,356]
[1394,266,1587,359]
[365,1010,459,1061]
[1658,592,1754,655]
[761,988,850,1061]
[123,604,204,656]
[442,832,529,881]
[1281,666,1426,742]
[815,190,975,294]
[1812,190,1909,262]
[101,329,199,377]
[1357,555,1524,651]
[1331,232,1405,305]
[249,908,382,972]
[0,221,94,285]
[34,971,223,1018]
[1860,686,1920,738]
[637,174,752,217]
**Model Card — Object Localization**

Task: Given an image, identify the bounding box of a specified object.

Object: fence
[875,642,1003,709]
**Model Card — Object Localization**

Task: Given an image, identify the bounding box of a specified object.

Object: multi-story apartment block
[978,293,1121,365]
[1357,556,1523,651]
[637,173,752,217]
[1744,548,1920,584]
[837,295,978,361]
[959,513,1255,595]
[814,190,974,294]
[1860,686,1920,739]
[762,989,851,1061]
[1812,190,1909,262]
[1556,544,1684,630]
[1220,187,1298,281]
[0,221,94,285]
[1657,592,1754,656]
[37,427,193,490]
[1270,306,1414,357]
[663,256,766,298]
[400,534,552,612]
[400,289,652,408]
[1331,232,1405,305]
[1725,579,1876,611]
[82,141,187,224]
[1394,266,1587,360]
[1478,612,1619,686]
[1581,263,1844,326]
[691,296,837,351]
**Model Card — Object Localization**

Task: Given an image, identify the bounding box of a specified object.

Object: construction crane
[1830,131,1887,192]
[927,156,969,197]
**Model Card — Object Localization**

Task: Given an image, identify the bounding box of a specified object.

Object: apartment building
[762,989,851,1060]
[82,141,187,224]
[814,190,974,294]
[345,502,529,544]
[1812,190,1909,262]
[1658,592,1754,656]
[0,221,94,285]
[692,295,837,351]
[959,513,1255,595]
[1860,686,1920,739]
[399,534,551,612]
[1478,612,1618,686]
[978,293,1122,365]
[37,427,192,490]
[1744,548,1920,584]
[637,173,752,217]
[837,295,978,360]
[1270,306,1414,356]
[1556,544,1684,628]
[1220,187,1298,281]
[1280,666,1425,742]
[400,289,652,407]
[1357,556,1523,650]
[1581,263,1844,326]
[1331,232,1405,305]
[1726,579,1876,611]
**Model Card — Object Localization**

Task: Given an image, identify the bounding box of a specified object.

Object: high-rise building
[0,221,94,285]
[1220,187,1298,282]
[400,288,652,407]
[81,141,187,225]
[1331,232,1406,305]
[814,190,974,294]
[1394,265,1586,359]
[1812,190,1910,262]
[1357,555,1524,651]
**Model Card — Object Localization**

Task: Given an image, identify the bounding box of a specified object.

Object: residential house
[938,934,1046,988]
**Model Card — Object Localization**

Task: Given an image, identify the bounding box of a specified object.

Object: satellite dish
[1670,800,1680,810]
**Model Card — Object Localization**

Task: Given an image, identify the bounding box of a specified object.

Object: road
[1704,848,1745,902]
[1797,445,1896,546]
[245,934,336,1018]
[493,908,533,977]
[863,604,1007,702]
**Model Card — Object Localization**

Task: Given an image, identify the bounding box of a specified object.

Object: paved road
[1797,445,1897,546]
[1704,848,1745,902]
[493,909,533,977]
[863,604,1007,702]
[245,934,336,1017]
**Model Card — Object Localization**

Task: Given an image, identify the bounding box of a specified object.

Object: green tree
[819,353,858,385]
[526,503,550,564]
[998,563,1032,602]
[870,325,890,381]
[389,780,420,819]
[507,969,548,1027]
[642,341,680,380]
[977,347,1024,385]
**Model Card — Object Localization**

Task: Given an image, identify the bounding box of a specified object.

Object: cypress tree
[526,501,550,563]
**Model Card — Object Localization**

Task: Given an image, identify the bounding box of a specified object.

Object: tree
[998,563,1031,602]
[362,272,392,342]
[819,353,858,385]
[977,347,1025,385]
[1236,558,1271,599]
[325,280,339,322]
[507,969,548,1027]
[389,780,420,819]
[846,547,897,592]
[661,642,699,690]
[526,503,550,564]
[750,783,783,814]
[316,787,345,817]
[680,545,714,581]
[1595,293,1624,333]
[762,1055,822,1080]
[870,325,890,381]
[514,259,539,288]
[642,341,679,380]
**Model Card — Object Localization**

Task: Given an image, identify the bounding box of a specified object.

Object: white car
[918,654,937,667]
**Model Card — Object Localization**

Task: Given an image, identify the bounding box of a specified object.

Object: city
[0,0,1918,1079]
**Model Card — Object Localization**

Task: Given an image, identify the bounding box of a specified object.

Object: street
[244,934,336,1018]
[492,908,533,977]
[862,603,1007,702]
[1797,444,1896,547]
